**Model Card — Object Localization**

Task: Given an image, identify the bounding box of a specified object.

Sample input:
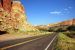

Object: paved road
[0,33,57,50]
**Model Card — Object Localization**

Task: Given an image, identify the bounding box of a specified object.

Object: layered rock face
[0,0,38,33]
[59,19,75,26]
[3,0,12,12]
[48,19,75,27]
[0,0,2,8]
[72,19,75,25]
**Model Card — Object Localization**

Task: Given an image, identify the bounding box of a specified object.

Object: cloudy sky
[21,0,75,25]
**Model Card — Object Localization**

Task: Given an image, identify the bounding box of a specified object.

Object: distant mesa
[48,18,75,27]
[36,18,75,31]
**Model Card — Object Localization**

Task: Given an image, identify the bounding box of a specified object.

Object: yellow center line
[1,35,49,50]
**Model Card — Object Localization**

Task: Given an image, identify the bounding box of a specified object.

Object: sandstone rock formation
[0,0,38,34]
[48,19,75,27]
[58,19,75,26]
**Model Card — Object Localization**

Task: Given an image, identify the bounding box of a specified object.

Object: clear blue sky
[21,0,75,25]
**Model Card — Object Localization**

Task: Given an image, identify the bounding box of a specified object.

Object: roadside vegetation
[56,33,75,50]
[4,30,52,37]
[47,25,75,50]
[21,31,52,36]
[53,25,75,50]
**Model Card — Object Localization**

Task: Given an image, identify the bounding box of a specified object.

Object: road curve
[0,33,57,50]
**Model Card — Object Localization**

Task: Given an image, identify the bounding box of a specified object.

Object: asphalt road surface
[0,33,57,50]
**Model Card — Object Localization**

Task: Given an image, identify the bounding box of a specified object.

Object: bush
[56,28,67,32]
[67,25,75,31]
[48,28,54,32]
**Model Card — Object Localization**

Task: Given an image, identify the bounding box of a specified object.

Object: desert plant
[67,25,75,31]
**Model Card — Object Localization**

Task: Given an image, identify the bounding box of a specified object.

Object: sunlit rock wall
[48,19,75,27]
[0,0,38,33]
[3,0,12,12]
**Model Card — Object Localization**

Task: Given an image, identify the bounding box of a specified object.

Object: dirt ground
[0,34,33,42]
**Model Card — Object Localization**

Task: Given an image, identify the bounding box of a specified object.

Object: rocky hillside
[60,19,75,26]
[35,25,49,31]
[0,0,38,34]
[33,19,75,32]
[48,19,75,27]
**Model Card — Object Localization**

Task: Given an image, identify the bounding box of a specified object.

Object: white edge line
[44,35,57,50]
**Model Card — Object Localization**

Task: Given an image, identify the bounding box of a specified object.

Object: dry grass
[56,33,75,50]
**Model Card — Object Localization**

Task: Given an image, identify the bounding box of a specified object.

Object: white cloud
[68,6,72,9]
[64,6,72,11]
[49,11,61,15]
[64,8,68,11]
[49,6,72,15]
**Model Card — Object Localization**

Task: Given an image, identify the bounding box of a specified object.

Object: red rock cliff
[0,0,38,33]
[59,19,75,26]
[0,0,12,12]
[48,19,75,27]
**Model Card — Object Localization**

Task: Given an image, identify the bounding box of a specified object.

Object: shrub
[48,28,55,32]
[67,25,75,31]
